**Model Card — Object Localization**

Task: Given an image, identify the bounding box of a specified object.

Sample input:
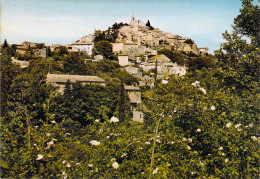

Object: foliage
[233,0,260,44]
[158,49,188,66]
[92,41,113,60]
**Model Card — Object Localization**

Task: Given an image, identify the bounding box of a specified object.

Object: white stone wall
[118,55,129,66]
[71,44,93,56]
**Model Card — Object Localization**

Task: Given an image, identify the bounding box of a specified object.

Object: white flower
[34,143,37,146]
[222,152,225,156]
[35,126,39,129]
[218,147,223,150]
[191,81,200,87]
[106,136,110,138]
[225,158,229,163]
[198,87,207,94]
[36,154,44,160]
[121,153,127,157]
[188,138,192,143]
[89,140,100,146]
[46,133,51,136]
[62,171,67,179]
[187,145,191,150]
[66,163,71,168]
[183,138,187,141]
[62,160,66,164]
[145,141,151,145]
[249,123,253,128]
[76,163,80,165]
[110,116,119,123]
[112,161,119,169]
[235,123,242,128]
[153,167,158,174]
[111,158,116,162]
[155,139,161,143]
[88,164,93,167]
[162,80,168,84]
[191,172,196,175]
[65,133,71,135]
[197,128,201,132]
[199,161,204,166]
[237,128,242,132]
[203,106,208,110]
[170,141,174,144]
[210,106,216,111]
[226,122,232,128]
[251,136,257,141]
[51,120,56,124]
[110,133,113,135]
[173,108,177,113]
[47,140,54,146]
[95,119,99,122]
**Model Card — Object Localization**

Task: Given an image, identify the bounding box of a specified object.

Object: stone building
[46,73,105,93]
[125,86,143,122]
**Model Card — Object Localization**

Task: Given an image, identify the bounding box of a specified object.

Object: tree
[146,20,151,27]
[233,0,260,44]
[2,39,8,48]
[92,40,113,59]
[63,53,87,75]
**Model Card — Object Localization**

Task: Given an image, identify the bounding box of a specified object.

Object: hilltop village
[2,16,211,122]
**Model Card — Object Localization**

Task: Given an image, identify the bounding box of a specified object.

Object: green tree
[2,39,8,48]
[63,53,87,75]
[92,41,113,59]
[233,0,260,44]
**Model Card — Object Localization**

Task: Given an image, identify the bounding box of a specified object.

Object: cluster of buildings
[6,16,209,123]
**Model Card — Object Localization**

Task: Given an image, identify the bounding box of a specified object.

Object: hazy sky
[1,0,252,53]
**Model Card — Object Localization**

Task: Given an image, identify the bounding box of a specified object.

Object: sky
[0,0,253,54]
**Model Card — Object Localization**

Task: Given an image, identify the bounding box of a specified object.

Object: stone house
[118,54,129,66]
[199,47,209,55]
[46,73,105,93]
[11,58,29,68]
[125,85,143,122]
[70,42,93,56]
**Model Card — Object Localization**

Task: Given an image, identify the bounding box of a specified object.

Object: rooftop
[46,73,105,83]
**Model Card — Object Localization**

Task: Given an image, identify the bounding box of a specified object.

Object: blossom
[95,119,99,123]
[155,139,161,143]
[199,87,207,94]
[226,122,232,128]
[170,141,174,144]
[36,154,44,160]
[90,140,100,146]
[188,138,192,143]
[251,136,257,141]
[225,158,229,163]
[187,145,191,150]
[111,158,116,162]
[66,163,71,168]
[46,133,51,136]
[76,163,80,165]
[237,128,242,132]
[235,123,242,128]
[145,141,151,145]
[153,167,158,174]
[62,171,67,179]
[88,164,93,167]
[199,161,204,166]
[110,116,119,123]
[62,160,66,164]
[121,153,127,157]
[162,80,168,84]
[249,123,253,128]
[183,138,187,141]
[191,172,196,175]
[222,152,225,156]
[51,120,56,124]
[112,161,119,169]
[65,133,71,135]
[106,136,110,139]
[218,147,223,150]
[191,81,200,87]
[197,128,201,132]
[47,140,54,146]
[210,106,216,111]
[173,108,177,113]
